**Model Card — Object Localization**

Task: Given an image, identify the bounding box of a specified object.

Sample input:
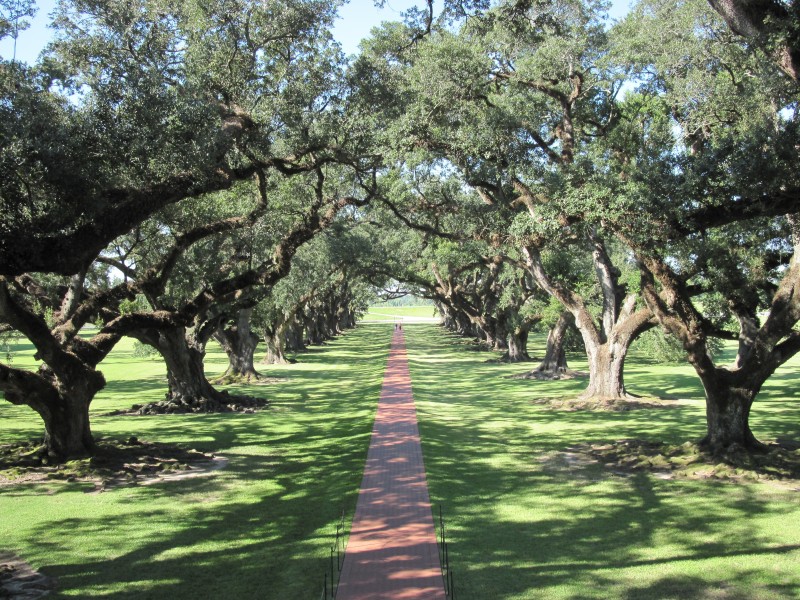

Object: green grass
[405,324,800,600]
[361,305,439,320]
[3,323,800,599]
[0,325,392,599]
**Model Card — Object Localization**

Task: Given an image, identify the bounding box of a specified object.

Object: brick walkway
[336,328,446,600]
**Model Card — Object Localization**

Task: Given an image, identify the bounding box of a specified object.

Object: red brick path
[336,328,446,600]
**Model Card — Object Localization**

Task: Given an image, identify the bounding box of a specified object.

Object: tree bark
[263,323,290,365]
[135,325,263,414]
[285,318,306,353]
[580,338,631,400]
[700,376,760,450]
[520,312,575,379]
[522,244,654,400]
[502,328,530,362]
[41,392,96,459]
[213,308,262,383]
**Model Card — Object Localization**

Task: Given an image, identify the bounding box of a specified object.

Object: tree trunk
[135,326,263,414]
[519,312,575,379]
[285,319,306,353]
[579,339,631,400]
[2,359,104,461]
[263,323,290,365]
[306,314,328,345]
[214,309,261,383]
[690,354,765,452]
[36,379,99,460]
[702,384,760,451]
[502,329,530,362]
[161,327,229,411]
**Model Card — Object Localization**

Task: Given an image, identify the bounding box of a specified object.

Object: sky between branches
[1,0,633,64]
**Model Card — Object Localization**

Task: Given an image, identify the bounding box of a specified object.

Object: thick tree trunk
[702,384,760,451]
[519,312,575,379]
[161,328,230,411]
[135,326,263,414]
[129,326,265,414]
[579,340,631,400]
[2,364,105,460]
[285,319,306,353]
[214,309,261,383]
[37,382,99,460]
[502,329,530,362]
[306,315,328,346]
[263,325,290,365]
[690,355,765,452]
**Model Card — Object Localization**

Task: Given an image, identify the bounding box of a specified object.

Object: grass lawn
[0,325,392,599]
[361,305,438,320]
[405,324,800,600]
[2,322,799,599]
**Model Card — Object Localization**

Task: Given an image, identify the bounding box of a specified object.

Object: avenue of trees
[1,0,799,461]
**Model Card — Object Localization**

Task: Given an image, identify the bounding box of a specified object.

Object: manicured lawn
[3,323,799,599]
[362,305,438,320]
[0,325,392,599]
[405,324,800,600]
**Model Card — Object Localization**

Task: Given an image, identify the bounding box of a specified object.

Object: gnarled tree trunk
[502,328,530,362]
[519,312,576,379]
[262,321,290,364]
[579,337,631,400]
[135,325,264,414]
[285,318,306,353]
[214,308,261,383]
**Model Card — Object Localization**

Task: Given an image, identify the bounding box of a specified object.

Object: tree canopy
[2,0,800,461]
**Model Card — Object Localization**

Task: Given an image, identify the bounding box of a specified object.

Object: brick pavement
[336,328,447,600]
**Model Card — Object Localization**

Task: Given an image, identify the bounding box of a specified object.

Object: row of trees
[0,0,384,458]
[352,0,800,452]
[2,0,799,461]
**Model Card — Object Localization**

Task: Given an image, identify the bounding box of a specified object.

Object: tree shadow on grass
[404,324,800,600]
[2,325,395,599]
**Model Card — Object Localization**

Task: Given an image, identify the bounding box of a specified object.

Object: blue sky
[2,0,633,64]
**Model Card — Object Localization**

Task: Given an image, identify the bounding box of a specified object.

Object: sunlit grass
[0,325,392,599]
[361,305,438,320]
[406,324,800,600]
[2,323,799,599]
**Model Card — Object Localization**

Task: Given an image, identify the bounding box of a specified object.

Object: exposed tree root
[211,371,265,385]
[532,396,683,411]
[129,392,267,415]
[0,437,220,489]
[512,368,586,380]
[574,438,800,485]
[0,552,56,599]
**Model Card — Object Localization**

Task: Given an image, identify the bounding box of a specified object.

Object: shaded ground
[0,438,223,492]
[559,439,800,488]
[531,396,691,411]
[0,553,56,600]
[112,394,268,415]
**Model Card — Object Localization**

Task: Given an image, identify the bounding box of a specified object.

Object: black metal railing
[437,504,456,599]
[320,508,347,600]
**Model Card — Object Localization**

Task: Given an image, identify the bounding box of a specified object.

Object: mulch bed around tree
[567,439,800,487]
[0,438,224,492]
